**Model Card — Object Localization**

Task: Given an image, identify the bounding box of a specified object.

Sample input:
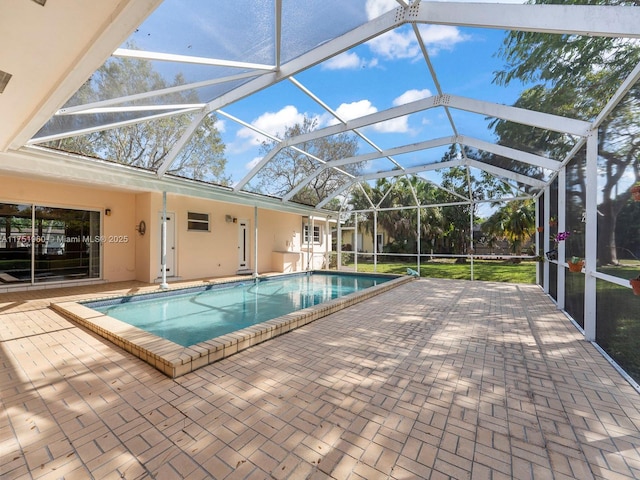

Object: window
[187,212,209,231]
[303,224,322,244]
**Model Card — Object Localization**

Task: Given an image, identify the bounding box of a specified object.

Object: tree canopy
[256,116,360,206]
[492,0,640,265]
[44,54,229,185]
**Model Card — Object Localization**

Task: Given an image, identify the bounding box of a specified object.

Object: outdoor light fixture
[105,208,111,216]
[136,220,146,236]
[0,70,12,94]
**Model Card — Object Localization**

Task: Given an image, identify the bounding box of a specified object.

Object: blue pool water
[84,272,392,347]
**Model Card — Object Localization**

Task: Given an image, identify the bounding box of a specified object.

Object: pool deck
[1,277,640,479]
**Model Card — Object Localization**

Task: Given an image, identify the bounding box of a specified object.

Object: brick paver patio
[1,278,639,479]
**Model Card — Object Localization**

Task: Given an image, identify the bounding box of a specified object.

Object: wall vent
[0,70,12,94]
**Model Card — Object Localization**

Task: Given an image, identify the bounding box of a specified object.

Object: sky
[59,0,537,200]
[204,0,532,188]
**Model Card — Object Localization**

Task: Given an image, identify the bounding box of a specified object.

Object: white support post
[306,216,311,271]
[469,202,474,281]
[535,197,540,283]
[417,207,421,276]
[584,132,598,341]
[354,215,358,272]
[374,210,378,272]
[253,206,259,278]
[310,215,315,271]
[543,187,550,293]
[160,191,169,289]
[325,216,330,270]
[337,217,342,270]
[557,168,566,310]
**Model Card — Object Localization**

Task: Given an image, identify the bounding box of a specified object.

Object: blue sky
[207,0,531,187]
[98,0,533,196]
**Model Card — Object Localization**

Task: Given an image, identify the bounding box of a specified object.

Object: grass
[344,258,537,284]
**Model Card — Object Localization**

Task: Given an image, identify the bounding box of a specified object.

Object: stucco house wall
[0,174,330,287]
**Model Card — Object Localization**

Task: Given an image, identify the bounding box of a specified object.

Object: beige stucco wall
[1,174,331,285]
[144,193,328,281]
[0,174,137,282]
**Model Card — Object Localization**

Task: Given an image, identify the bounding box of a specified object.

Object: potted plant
[567,256,584,272]
[630,274,640,295]
[549,217,557,227]
[545,249,558,261]
[631,183,640,202]
[537,226,544,233]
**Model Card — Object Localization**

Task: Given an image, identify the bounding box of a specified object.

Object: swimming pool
[52,271,412,377]
[85,272,392,347]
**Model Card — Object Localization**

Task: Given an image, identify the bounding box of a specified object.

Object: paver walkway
[1,278,639,479]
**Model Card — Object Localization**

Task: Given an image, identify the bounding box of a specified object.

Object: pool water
[86,272,391,347]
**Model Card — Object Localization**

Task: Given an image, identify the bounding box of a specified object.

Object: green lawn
[345,259,537,284]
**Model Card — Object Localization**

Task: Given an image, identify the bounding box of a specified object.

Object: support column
[543,187,550,293]
[253,206,258,278]
[469,202,474,281]
[337,216,342,270]
[374,210,378,272]
[584,131,598,341]
[354,214,358,272]
[557,168,566,310]
[417,207,421,276]
[160,191,168,289]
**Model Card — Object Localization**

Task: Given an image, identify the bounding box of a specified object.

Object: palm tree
[481,200,535,255]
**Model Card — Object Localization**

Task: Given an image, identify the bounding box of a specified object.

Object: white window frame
[187,211,209,232]
[303,223,322,245]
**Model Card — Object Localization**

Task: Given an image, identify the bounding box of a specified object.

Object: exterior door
[237,219,249,270]
[159,212,175,276]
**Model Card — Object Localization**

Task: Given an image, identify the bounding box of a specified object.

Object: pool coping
[51,272,413,378]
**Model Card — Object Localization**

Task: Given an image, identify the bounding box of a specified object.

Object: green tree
[44,55,229,185]
[256,116,360,206]
[436,146,511,256]
[349,176,446,254]
[493,0,640,265]
[481,200,536,255]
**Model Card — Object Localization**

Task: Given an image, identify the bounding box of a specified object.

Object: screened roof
[2,0,640,214]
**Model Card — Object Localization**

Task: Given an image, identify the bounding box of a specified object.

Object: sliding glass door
[0,203,101,285]
[0,203,33,285]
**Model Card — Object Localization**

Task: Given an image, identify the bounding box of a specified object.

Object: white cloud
[325,99,410,134]
[233,105,306,152]
[322,51,379,70]
[368,29,420,60]
[368,24,470,60]
[418,25,469,55]
[336,100,378,121]
[393,88,432,106]
[372,116,410,134]
[323,52,360,70]
[365,0,398,20]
